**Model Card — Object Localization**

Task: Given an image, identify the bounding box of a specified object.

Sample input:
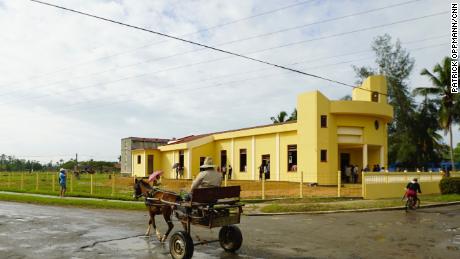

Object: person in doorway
[345,165,352,183]
[59,168,67,197]
[352,165,359,183]
[228,165,232,180]
[175,164,180,179]
[178,165,184,179]
[221,165,227,180]
[265,161,270,180]
[259,162,265,181]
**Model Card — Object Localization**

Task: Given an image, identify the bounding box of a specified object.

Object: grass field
[260,194,460,213]
[0,172,135,200]
[0,192,145,210]
[0,192,458,213]
[0,172,361,200]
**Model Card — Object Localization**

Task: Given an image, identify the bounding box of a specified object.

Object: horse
[133,178,180,242]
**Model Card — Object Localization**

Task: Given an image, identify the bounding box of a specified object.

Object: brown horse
[133,178,180,242]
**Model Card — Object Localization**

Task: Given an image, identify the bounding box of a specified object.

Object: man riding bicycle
[406,178,422,200]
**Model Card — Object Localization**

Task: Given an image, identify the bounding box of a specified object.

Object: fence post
[21,173,24,190]
[262,172,265,200]
[7,172,10,188]
[337,170,341,198]
[361,171,365,198]
[52,174,55,192]
[90,174,93,195]
[111,173,115,196]
[70,174,73,193]
[35,173,38,191]
[300,171,304,198]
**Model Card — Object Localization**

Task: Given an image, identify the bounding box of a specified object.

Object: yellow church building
[131,75,393,185]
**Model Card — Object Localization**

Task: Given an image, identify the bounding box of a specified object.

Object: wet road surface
[0,201,459,258]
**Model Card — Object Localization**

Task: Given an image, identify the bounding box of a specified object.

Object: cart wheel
[219,225,243,253]
[169,231,194,259]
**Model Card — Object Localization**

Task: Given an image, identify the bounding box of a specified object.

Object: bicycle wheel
[405,198,411,212]
[415,198,420,209]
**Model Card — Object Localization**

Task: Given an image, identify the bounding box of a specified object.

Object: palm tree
[270,111,288,124]
[413,57,458,172]
[288,108,297,121]
[340,95,352,100]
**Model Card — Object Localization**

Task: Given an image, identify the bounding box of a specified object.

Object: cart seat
[189,186,240,206]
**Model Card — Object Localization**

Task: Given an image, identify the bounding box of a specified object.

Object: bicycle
[404,194,420,212]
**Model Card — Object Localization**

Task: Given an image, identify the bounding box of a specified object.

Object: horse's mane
[139,179,178,196]
[139,179,153,190]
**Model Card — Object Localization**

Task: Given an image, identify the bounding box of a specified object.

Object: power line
[2,12,446,105]
[0,0,317,88]
[29,0,361,90]
[0,0,423,97]
[0,43,444,119]
[0,43,445,145]
[0,35,446,107]
[57,43,445,115]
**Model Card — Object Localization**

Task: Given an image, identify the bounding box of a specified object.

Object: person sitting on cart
[406,178,422,200]
[184,157,222,201]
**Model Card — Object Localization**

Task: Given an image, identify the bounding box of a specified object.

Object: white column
[172,151,176,179]
[380,146,385,169]
[131,154,134,177]
[231,138,234,170]
[187,149,192,179]
[363,144,368,170]
[252,136,256,180]
[276,133,280,181]
[143,150,147,177]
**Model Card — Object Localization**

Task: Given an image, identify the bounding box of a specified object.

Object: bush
[439,177,460,194]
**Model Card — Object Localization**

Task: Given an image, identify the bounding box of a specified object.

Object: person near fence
[59,168,67,197]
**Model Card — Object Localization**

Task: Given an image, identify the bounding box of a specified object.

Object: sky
[0,0,456,163]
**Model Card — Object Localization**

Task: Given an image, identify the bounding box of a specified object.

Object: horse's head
[133,178,150,199]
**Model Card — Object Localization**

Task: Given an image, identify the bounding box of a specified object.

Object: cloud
[0,0,455,162]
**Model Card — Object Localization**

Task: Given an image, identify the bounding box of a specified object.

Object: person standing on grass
[59,168,67,197]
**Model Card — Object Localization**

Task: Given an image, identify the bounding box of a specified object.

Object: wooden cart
[164,186,244,259]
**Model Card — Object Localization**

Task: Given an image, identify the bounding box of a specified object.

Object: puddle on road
[80,235,259,259]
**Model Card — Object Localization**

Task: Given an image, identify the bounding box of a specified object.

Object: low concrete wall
[362,173,442,199]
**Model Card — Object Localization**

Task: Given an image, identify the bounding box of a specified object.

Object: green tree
[353,34,416,167]
[414,57,459,172]
[411,99,445,165]
[340,95,352,100]
[270,109,297,124]
[454,142,460,162]
[270,111,288,124]
[288,108,297,121]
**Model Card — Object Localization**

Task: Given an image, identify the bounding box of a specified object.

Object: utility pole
[75,153,78,172]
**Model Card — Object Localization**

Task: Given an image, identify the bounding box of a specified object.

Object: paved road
[0,202,459,259]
